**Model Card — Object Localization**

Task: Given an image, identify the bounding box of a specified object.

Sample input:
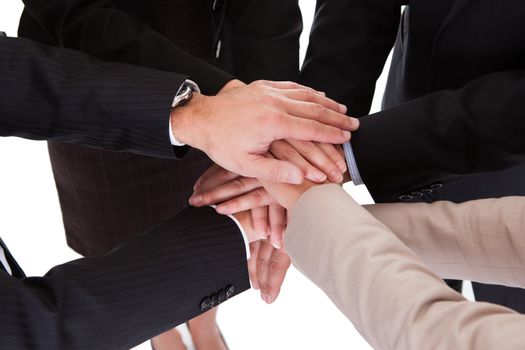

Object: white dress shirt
[0,245,12,275]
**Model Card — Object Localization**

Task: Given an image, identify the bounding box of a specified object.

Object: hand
[260,178,318,212]
[270,140,346,183]
[192,165,287,248]
[248,239,291,304]
[171,79,358,184]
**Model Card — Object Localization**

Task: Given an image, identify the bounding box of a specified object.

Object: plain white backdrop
[0,2,471,350]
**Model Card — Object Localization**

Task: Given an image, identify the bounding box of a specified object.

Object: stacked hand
[184,79,358,302]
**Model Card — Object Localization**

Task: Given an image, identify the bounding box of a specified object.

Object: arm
[300,0,403,115]
[353,70,525,201]
[283,184,525,350]
[0,35,183,158]
[0,207,250,350]
[20,0,232,95]
[366,197,525,288]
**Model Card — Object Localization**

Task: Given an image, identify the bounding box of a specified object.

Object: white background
[0,2,467,350]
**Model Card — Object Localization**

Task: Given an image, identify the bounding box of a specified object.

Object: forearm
[285,184,525,350]
[300,0,402,115]
[0,35,184,158]
[366,197,525,287]
[0,207,249,350]
[21,0,233,94]
[352,70,525,201]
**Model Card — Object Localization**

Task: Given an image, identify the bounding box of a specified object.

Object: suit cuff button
[429,182,443,190]
[200,297,212,312]
[225,285,235,299]
[398,194,413,201]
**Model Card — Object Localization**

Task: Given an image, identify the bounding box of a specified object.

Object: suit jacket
[301,0,525,203]
[0,34,249,349]
[286,184,525,350]
[18,0,303,256]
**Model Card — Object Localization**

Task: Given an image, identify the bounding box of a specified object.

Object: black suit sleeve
[20,0,234,95]
[353,70,525,202]
[0,206,249,350]
[0,35,184,159]
[227,0,302,82]
[300,0,403,116]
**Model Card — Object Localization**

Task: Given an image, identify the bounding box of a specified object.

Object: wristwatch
[172,81,196,108]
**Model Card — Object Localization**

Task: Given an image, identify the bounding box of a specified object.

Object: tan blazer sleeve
[285,184,525,350]
[366,197,525,288]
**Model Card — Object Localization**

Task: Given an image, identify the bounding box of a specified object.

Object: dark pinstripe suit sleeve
[0,35,184,159]
[0,206,250,350]
[21,0,234,95]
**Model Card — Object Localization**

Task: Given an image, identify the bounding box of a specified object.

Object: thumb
[243,154,304,184]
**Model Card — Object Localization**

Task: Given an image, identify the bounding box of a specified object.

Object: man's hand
[192,164,287,249]
[248,240,291,304]
[232,214,291,303]
[171,79,358,184]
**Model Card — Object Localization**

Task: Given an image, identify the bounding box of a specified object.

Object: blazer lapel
[0,237,26,278]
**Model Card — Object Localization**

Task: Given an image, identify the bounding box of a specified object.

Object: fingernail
[319,91,326,96]
[350,117,360,128]
[331,170,343,183]
[259,231,268,239]
[189,195,202,206]
[339,104,347,114]
[287,171,303,185]
[272,240,282,250]
[308,170,327,183]
[337,161,347,173]
[263,294,271,304]
[342,131,351,140]
[252,282,259,290]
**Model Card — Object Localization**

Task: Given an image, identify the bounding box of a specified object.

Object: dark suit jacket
[0,34,249,349]
[18,0,303,256]
[301,0,525,203]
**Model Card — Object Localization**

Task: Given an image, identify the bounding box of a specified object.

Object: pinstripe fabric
[0,36,185,159]
[0,35,249,348]
[0,206,249,350]
[20,0,303,256]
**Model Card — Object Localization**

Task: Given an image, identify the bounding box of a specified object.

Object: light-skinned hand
[171,79,358,184]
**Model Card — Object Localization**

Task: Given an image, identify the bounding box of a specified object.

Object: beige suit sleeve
[366,197,525,288]
[285,184,525,350]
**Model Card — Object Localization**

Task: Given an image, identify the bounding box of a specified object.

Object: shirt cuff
[343,141,365,186]
[169,80,200,146]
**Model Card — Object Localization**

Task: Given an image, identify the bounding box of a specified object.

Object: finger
[275,115,352,145]
[248,241,261,290]
[285,99,359,131]
[286,139,343,183]
[318,143,347,173]
[251,206,269,240]
[256,240,275,303]
[280,88,346,114]
[241,154,304,185]
[265,250,291,303]
[268,204,286,249]
[257,80,320,92]
[194,165,240,193]
[270,140,327,183]
[216,187,276,214]
[190,177,261,207]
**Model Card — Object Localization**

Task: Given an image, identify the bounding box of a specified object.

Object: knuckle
[232,178,247,191]
[251,188,266,205]
[312,103,325,118]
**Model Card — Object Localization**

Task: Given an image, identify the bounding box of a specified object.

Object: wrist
[170,93,209,150]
